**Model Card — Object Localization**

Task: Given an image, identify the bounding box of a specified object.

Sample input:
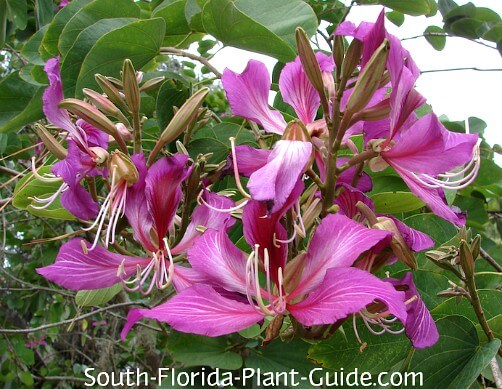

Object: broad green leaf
[450,18,483,39]
[5,0,27,30]
[371,191,425,213]
[153,0,195,46]
[74,18,166,98]
[75,284,123,307]
[156,81,190,132]
[431,290,502,322]
[18,371,34,386]
[379,0,432,16]
[185,0,207,32]
[385,11,404,27]
[35,0,54,28]
[409,316,500,389]
[370,175,407,193]
[21,25,49,66]
[392,270,450,308]
[404,213,457,246]
[58,0,140,56]
[308,323,411,374]
[438,0,458,17]
[453,195,488,228]
[424,25,446,50]
[41,0,93,58]
[61,18,135,97]
[167,332,243,370]
[0,0,7,47]
[19,64,48,86]
[202,0,318,62]
[483,24,502,43]
[12,167,76,220]
[189,122,257,164]
[0,71,44,133]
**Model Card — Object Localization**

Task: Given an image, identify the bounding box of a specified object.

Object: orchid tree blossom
[31,57,109,220]
[120,214,435,349]
[37,154,234,294]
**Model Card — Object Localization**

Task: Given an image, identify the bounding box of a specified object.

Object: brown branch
[0,165,23,177]
[480,247,502,272]
[421,67,502,74]
[160,47,222,78]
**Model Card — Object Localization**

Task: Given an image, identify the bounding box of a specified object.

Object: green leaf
[308,323,411,373]
[153,0,196,47]
[18,371,34,386]
[35,0,54,28]
[0,71,44,133]
[483,24,502,43]
[21,25,49,66]
[41,0,93,58]
[60,18,136,97]
[404,213,457,247]
[385,11,404,27]
[371,191,425,214]
[431,290,502,322]
[75,284,123,307]
[156,80,190,132]
[12,167,76,220]
[202,0,318,62]
[189,122,256,164]
[424,25,446,50]
[450,18,483,39]
[409,316,500,389]
[58,0,140,56]
[379,0,432,16]
[167,332,243,370]
[5,0,27,30]
[453,195,488,228]
[185,0,207,32]
[73,18,165,98]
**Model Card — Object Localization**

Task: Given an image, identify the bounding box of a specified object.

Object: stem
[132,110,142,154]
[160,47,222,78]
[480,248,502,272]
[337,149,379,173]
[306,168,324,189]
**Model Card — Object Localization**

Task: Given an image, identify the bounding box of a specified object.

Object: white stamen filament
[229,137,252,199]
[29,182,69,209]
[31,157,62,182]
[197,190,248,213]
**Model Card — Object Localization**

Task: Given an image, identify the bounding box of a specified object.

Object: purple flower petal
[337,157,373,192]
[146,154,189,242]
[289,267,407,327]
[387,273,439,348]
[187,229,248,294]
[247,140,312,212]
[172,264,208,293]
[222,60,286,134]
[37,239,149,290]
[60,184,99,220]
[225,145,270,177]
[76,119,109,149]
[292,214,391,298]
[121,285,264,338]
[386,216,434,252]
[279,57,319,125]
[172,191,236,255]
[335,183,375,220]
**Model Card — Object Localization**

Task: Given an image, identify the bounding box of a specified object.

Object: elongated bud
[341,38,363,83]
[373,216,418,270]
[59,98,128,153]
[147,88,209,166]
[346,39,389,113]
[282,119,311,142]
[83,88,121,117]
[353,98,391,122]
[459,240,474,278]
[95,74,127,110]
[116,123,132,141]
[34,124,67,160]
[122,59,141,114]
[470,234,481,260]
[296,27,324,93]
[109,150,138,186]
[140,76,165,93]
[333,35,345,79]
[263,315,284,346]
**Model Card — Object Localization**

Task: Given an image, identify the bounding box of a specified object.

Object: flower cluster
[36,12,480,350]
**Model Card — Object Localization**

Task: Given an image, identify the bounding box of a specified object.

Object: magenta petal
[222,60,286,134]
[335,183,375,220]
[337,157,372,192]
[279,57,319,124]
[292,214,391,298]
[125,154,155,251]
[187,229,248,294]
[146,154,189,241]
[121,285,264,338]
[172,264,208,293]
[36,239,149,290]
[60,184,99,220]
[248,140,312,212]
[172,192,236,255]
[76,119,109,149]
[386,216,434,252]
[388,273,439,348]
[289,267,407,327]
[225,145,270,177]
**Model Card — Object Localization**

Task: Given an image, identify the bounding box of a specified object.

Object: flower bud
[95,74,126,110]
[122,59,141,114]
[333,35,345,78]
[109,150,138,186]
[263,315,284,345]
[470,234,481,260]
[355,98,391,122]
[147,88,209,165]
[459,239,474,278]
[282,120,311,142]
[345,39,390,114]
[89,146,109,166]
[83,88,121,117]
[34,124,67,160]
[140,76,165,93]
[341,38,362,83]
[296,27,324,94]
[116,123,132,141]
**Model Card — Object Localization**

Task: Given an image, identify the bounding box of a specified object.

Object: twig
[160,47,222,78]
[4,43,28,66]
[402,32,497,51]
[0,267,75,297]
[480,248,502,272]
[490,357,502,389]
[34,375,89,383]
[0,301,146,334]
[0,165,23,177]
[421,67,502,74]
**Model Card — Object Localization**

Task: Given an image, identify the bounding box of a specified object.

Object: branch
[0,301,146,334]
[402,32,498,51]
[34,375,89,383]
[480,248,502,272]
[421,67,502,74]
[160,47,222,78]
[0,165,23,177]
